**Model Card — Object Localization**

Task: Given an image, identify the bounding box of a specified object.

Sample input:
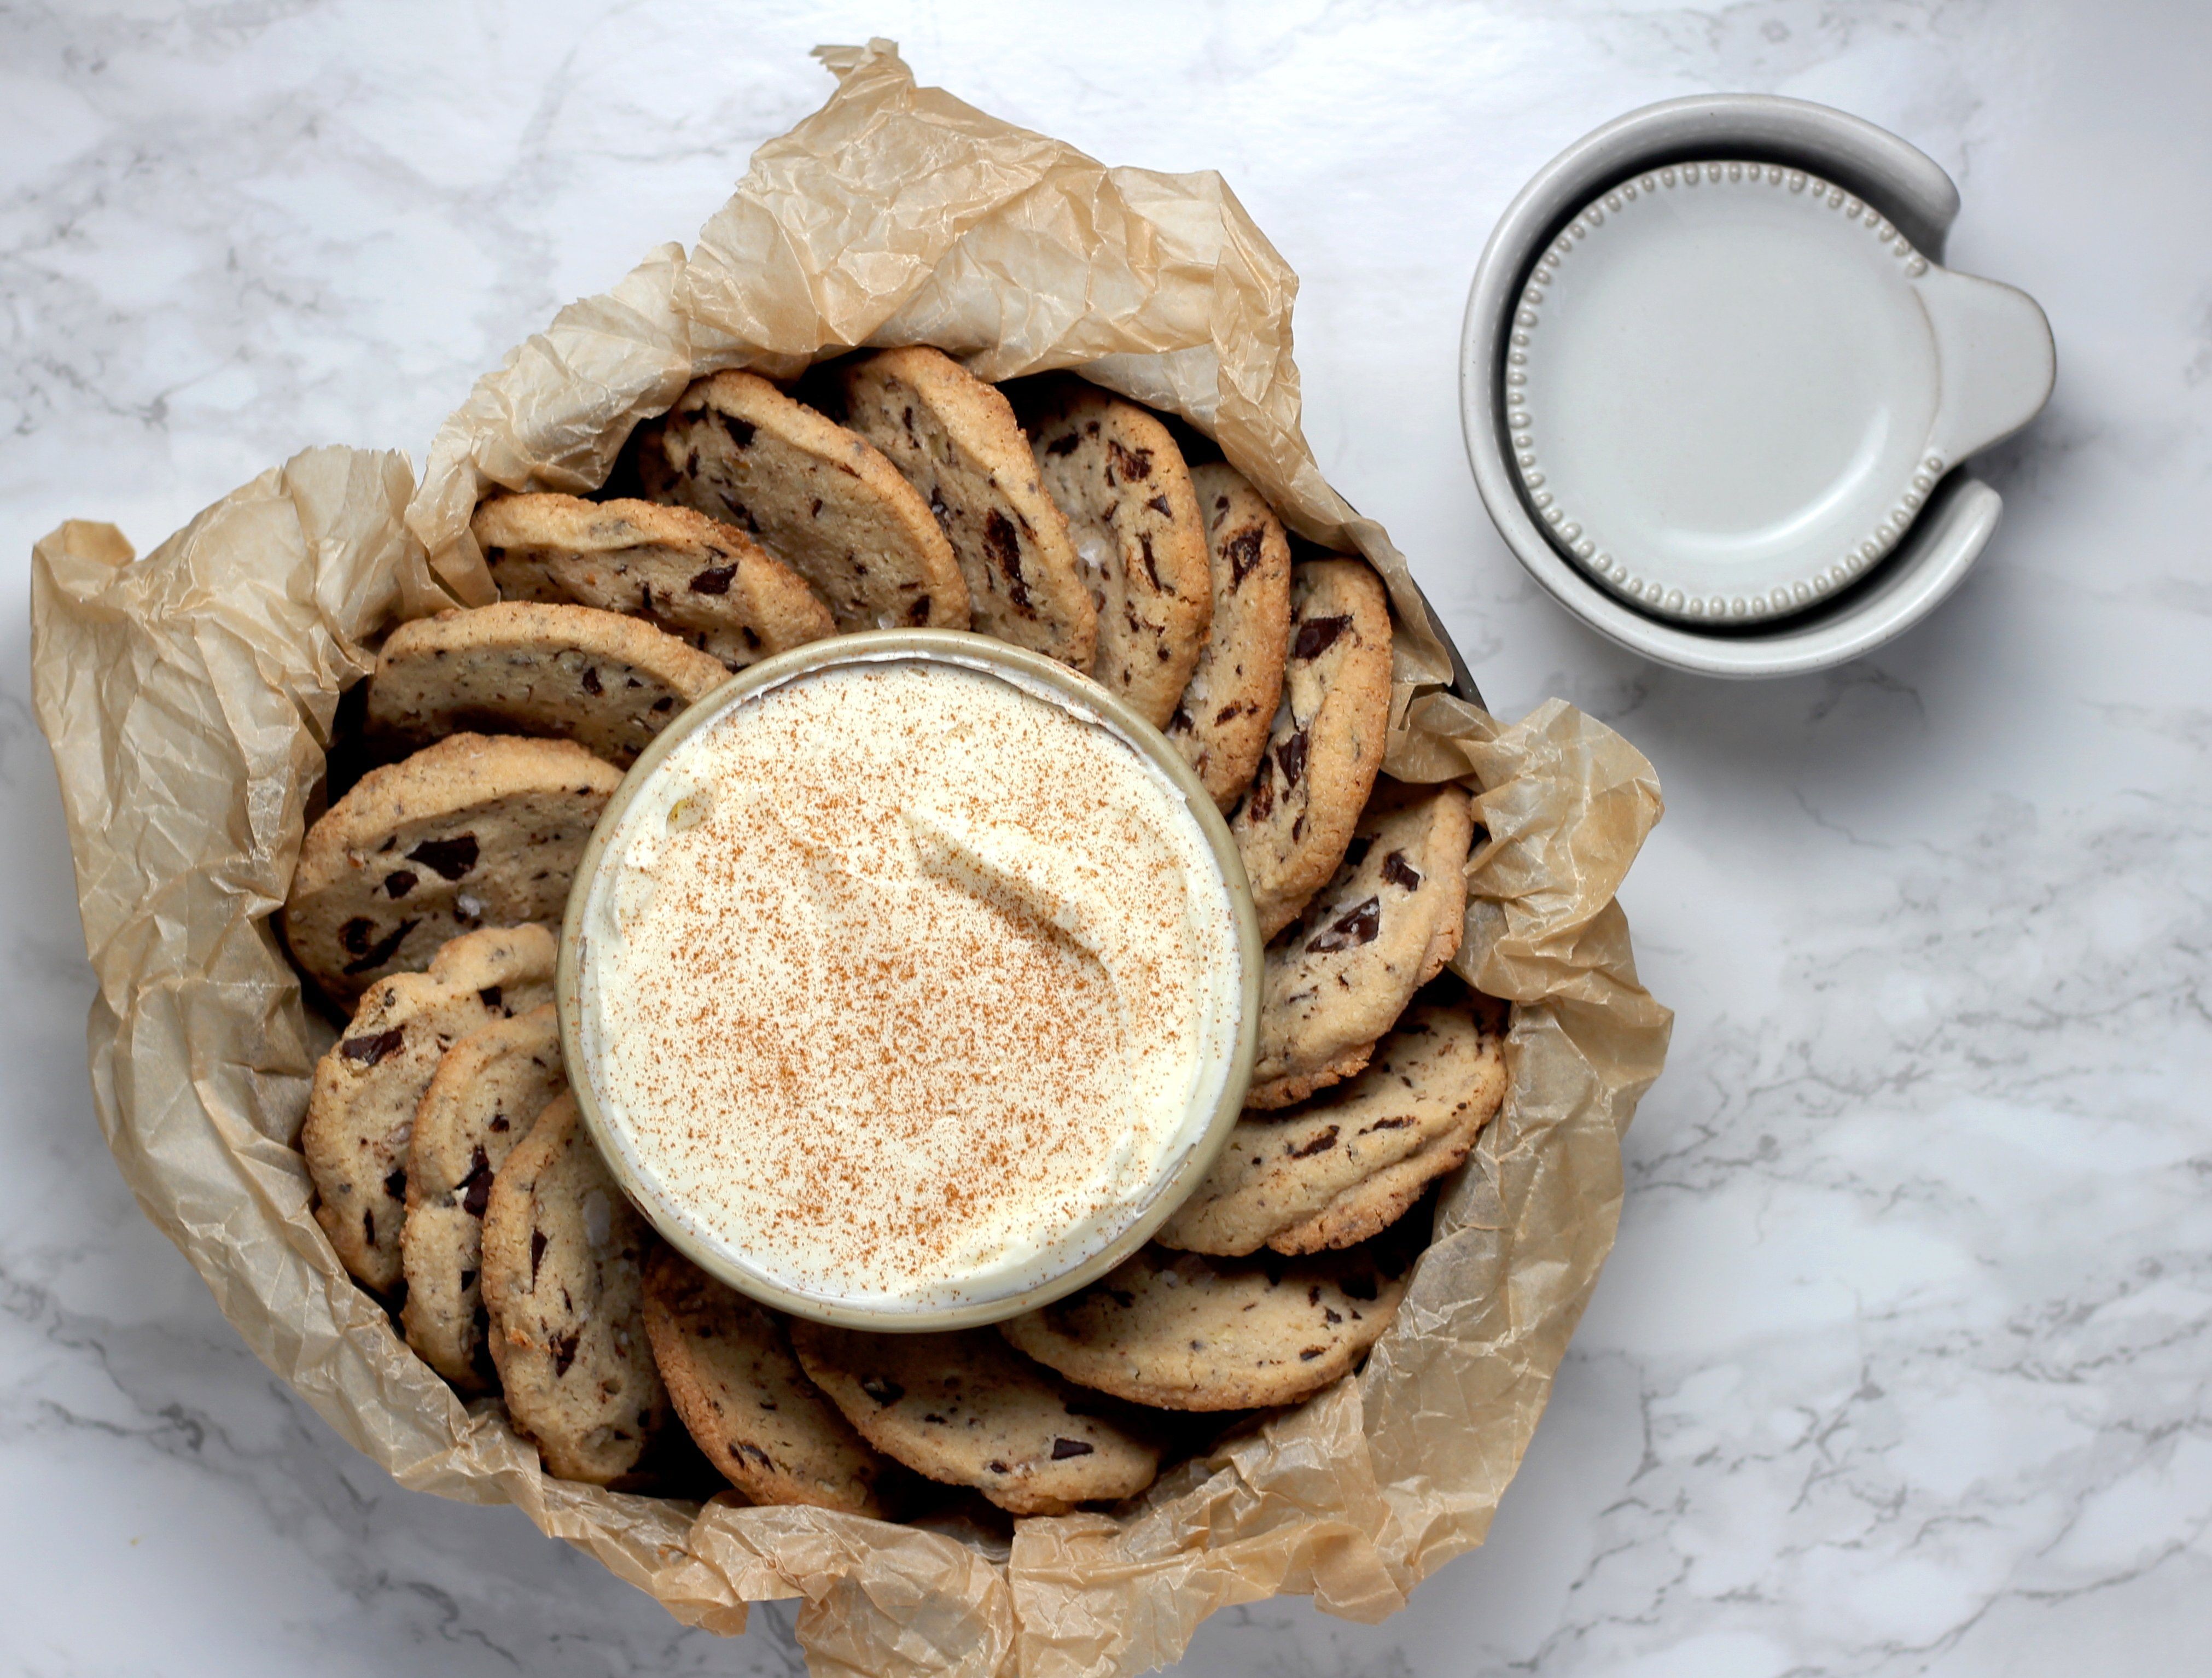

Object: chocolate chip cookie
[284,732,620,1003]
[399,1003,568,1391]
[481,1092,668,1485]
[839,347,1096,667]
[474,492,834,669]
[999,1240,1413,1412]
[1029,385,1212,729]
[642,1248,900,1515]
[789,1322,1160,1517]
[1166,462,1292,810]
[367,601,727,767]
[633,370,970,633]
[301,924,557,1294]
[1246,782,1474,1109]
[1157,997,1506,1257]
[1231,560,1393,940]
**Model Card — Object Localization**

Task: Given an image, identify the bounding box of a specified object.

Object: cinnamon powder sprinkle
[580,660,1239,1303]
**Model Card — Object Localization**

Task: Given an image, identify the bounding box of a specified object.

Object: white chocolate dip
[568,650,1246,1314]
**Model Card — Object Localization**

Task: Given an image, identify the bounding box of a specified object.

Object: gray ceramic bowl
[1460,94,2054,678]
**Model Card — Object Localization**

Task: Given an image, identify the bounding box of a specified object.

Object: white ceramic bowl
[1461,96,2055,678]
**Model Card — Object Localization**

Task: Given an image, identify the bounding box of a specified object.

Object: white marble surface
[5,2,2209,1673]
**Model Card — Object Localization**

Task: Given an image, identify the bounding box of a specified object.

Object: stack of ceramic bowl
[1461,96,2053,678]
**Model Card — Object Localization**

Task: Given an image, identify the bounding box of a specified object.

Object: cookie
[481,1092,668,1485]
[399,1003,568,1391]
[367,600,727,767]
[999,1240,1414,1412]
[474,492,834,670]
[642,1247,900,1514]
[1231,560,1394,940]
[788,1322,1160,1517]
[839,347,1096,667]
[284,732,620,1003]
[1245,782,1474,1109]
[1166,463,1293,809]
[1029,386,1212,729]
[1157,997,1506,1257]
[633,370,970,633]
[300,924,557,1294]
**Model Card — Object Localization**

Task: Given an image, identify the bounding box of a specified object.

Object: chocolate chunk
[383,1167,406,1201]
[1341,835,1373,870]
[339,1026,406,1067]
[1045,432,1081,457]
[688,564,737,595]
[383,871,418,899]
[987,1459,1010,1475]
[1050,1437,1095,1460]
[1145,493,1171,518]
[928,484,952,533]
[551,1330,580,1378]
[459,1145,494,1217]
[1364,1116,1414,1132]
[860,1376,905,1407]
[651,696,676,713]
[580,666,603,696]
[340,917,374,955]
[1308,896,1381,953]
[340,918,416,976]
[478,985,502,1011]
[1244,758,1276,821]
[1324,1307,1343,1325]
[984,510,1032,609]
[1139,532,1162,590]
[1106,439,1152,482]
[1287,1125,1340,1158]
[1167,702,1192,736]
[405,834,479,881]
[363,1209,376,1246]
[1298,1346,1326,1361]
[1292,614,1352,661]
[1277,727,1311,791]
[529,1228,548,1284]
[718,413,756,448]
[1380,850,1424,890]
[1224,527,1264,588]
[1213,702,1245,725]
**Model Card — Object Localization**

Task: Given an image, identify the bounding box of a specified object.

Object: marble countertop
[5,3,2208,1673]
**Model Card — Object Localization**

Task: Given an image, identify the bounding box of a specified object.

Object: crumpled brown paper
[30,40,1670,1678]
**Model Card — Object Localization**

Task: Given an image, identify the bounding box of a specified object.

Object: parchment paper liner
[30,42,1671,1678]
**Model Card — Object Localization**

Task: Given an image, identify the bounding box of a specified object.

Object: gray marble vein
[4,1,2208,1673]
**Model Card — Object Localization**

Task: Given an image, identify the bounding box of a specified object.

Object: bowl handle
[1922,267,2056,465]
